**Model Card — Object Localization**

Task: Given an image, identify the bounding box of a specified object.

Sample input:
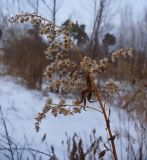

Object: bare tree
[141,7,147,75]
[52,0,56,23]
[89,0,112,58]
[36,0,39,14]
[42,0,62,24]
[27,0,61,23]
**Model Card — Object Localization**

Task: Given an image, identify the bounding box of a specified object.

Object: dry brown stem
[88,72,118,160]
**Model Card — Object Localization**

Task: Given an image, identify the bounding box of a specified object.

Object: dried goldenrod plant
[10,12,134,160]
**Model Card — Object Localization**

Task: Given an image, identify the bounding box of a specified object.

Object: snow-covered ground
[0,75,140,159]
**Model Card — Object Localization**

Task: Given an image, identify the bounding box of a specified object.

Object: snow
[0,75,141,159]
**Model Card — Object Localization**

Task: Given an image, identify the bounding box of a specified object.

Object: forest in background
[0,0,147,89]
[0,0,147,159]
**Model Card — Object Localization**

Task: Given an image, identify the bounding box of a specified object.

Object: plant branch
[52,103,103,113]
[88,73,118,160]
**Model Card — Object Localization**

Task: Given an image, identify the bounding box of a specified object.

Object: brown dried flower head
[10,12,134,131]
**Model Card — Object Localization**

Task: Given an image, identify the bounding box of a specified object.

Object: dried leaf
[84,97,86,106]
[87,92,92,102]
[108,135,115,141]
[99,150,107,158]
[42,134,46,142]
[79,89,89,103]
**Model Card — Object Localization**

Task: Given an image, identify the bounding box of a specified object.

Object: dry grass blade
[0,106,14,160]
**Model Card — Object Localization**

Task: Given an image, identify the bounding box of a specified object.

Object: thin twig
[0,147,54,158]
[51,103,102,113]
[0,106,14,160]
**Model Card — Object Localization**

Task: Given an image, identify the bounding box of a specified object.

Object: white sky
[56,0,147,30]
[1,0,147,32]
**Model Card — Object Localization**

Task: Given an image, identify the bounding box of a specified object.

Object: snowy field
[0,75,139,159]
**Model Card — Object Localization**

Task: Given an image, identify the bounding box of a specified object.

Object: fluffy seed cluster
[35,98,83,132]
[80,48,134,74]
[105,79,119,96]
[44,59,76,78]
[111,48,133,62]
[10,13,134,131]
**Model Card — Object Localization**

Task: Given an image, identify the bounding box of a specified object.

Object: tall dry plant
[10,12,134,160]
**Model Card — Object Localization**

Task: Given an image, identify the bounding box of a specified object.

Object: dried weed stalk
[10,12,134,160]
